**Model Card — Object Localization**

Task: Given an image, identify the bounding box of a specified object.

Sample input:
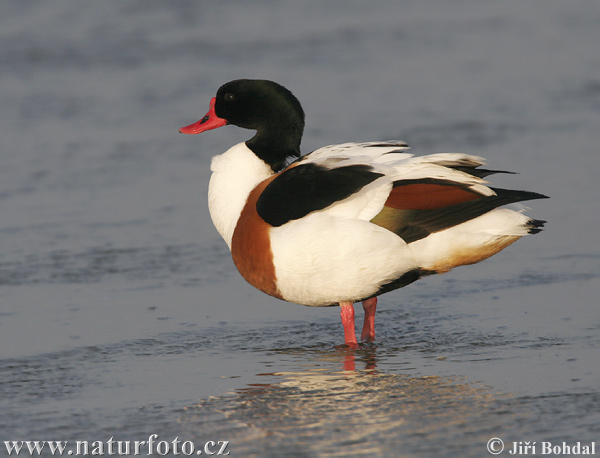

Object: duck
[179,79,547,347]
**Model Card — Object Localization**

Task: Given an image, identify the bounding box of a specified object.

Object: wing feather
[256,141,546,237]
[371,182,548,244]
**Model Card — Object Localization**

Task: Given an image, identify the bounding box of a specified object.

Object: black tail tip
[528,219,546,234]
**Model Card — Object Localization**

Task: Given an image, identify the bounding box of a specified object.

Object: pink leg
[360,297,378,342]
[339,301,358,347]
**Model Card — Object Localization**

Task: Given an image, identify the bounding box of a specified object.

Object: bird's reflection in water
[180,344,506,456]
[336,342,378,372]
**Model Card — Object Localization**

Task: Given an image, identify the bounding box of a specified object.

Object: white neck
[208,142,274,249]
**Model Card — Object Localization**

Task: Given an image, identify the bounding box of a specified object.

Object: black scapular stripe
[257,163,383,227]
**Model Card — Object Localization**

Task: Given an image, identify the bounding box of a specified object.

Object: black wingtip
[527,192,550,200]
[527,219,546,234]
[491,187,549,202]
[452,166,518,178]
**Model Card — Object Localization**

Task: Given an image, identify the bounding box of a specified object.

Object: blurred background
[1,1,598,456]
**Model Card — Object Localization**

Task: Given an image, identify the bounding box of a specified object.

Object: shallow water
[1,1,599,457]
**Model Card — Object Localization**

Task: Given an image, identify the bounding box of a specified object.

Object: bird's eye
[224,93,235,102]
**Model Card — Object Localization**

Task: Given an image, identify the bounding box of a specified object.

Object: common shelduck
[180,79,547,347]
